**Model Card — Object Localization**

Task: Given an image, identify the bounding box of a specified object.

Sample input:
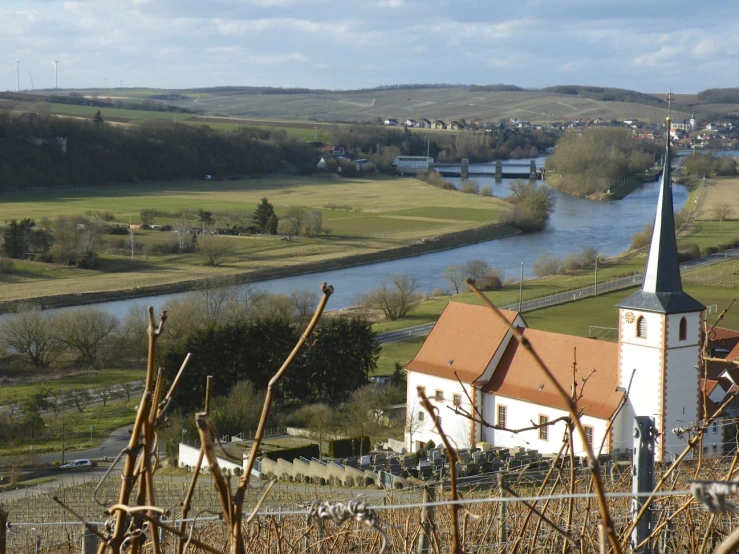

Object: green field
[0,175,510,304]
[523,281,739,339]
[376,337,425,375]
[0,369,143,405]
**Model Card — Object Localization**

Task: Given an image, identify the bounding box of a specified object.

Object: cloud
[2,0,739,92]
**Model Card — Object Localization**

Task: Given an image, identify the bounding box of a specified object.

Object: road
[377,249,739,345]
[35,424,135,464]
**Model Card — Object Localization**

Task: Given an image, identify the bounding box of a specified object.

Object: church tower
[615,117,704,460]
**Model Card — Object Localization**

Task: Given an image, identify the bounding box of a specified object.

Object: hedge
[264,444,320,462]
[328,436,370,458]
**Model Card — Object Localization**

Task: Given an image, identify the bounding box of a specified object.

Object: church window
[453,394,461,406]
[497,405,507,428]
[713,444,718,454]
[418,411,424,422]
[435,389,444,401]
[713,421,718,434]
[584,426,594,447]
[539,415,549,440]
[679,317,688,341]
[637,316,647,338]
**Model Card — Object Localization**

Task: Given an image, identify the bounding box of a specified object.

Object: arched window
[679,317,688,341]
[637,316,647,339]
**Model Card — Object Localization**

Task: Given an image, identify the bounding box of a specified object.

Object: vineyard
[2,456,739,553]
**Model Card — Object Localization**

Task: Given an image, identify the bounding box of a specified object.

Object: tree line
[546,128,656,196]
[330,125,556,171]
[0,111,316,189]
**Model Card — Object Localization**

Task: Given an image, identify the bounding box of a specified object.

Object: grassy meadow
[0,175,509,303]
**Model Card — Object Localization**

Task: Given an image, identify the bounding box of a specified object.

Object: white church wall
[481,395,609,456]
[664,345,700,456]
[665,312,701,348]
[405,371,476,452]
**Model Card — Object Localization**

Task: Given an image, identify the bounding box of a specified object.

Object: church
[404,118,731,461]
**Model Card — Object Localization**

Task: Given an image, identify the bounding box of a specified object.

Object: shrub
[424,439,436,450]
[460,179,480,194]
[630,224,653,250]
[477,273,502,291]
[532,253,561,277]
[107,226,129,235]
[480,185,493,197]
[677,243,700,262]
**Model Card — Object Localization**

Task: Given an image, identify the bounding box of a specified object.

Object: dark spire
[617,115,705,314]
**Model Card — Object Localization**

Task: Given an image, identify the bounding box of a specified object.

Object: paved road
[35,425,141,464]
[377,249,739,345]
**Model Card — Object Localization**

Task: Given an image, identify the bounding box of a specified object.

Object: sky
[1,0,737,93]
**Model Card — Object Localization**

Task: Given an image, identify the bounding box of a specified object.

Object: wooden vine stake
[197,282,333,554]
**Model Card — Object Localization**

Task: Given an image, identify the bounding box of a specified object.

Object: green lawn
[0,369,144,405]
[376,337,425,375]
[523,283,739,339]
[0,399,139,457]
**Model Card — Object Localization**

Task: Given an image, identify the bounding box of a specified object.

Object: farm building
[405,119,728,461]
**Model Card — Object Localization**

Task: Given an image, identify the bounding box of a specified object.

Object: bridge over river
[431,159,542,180]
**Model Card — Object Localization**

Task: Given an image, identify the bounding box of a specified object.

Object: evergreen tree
[252,197,275,233]
[92,110,104,128]
[2,218,35,259]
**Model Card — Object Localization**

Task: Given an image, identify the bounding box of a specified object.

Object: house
[384,119,399,126]
[316,157,328,170]
[405,119,417,127]
[432,120,446,130]
[447,121,463,130]
[418,118,432,129]
[405,116,726,461]
[332,145,346,157]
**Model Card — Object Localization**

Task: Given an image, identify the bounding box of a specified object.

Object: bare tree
[443,264,467,294]
[197,276,239,326]
[304,403,335,460]
[197,232,234,266]
[713,205,735,221]
[277,217,301,240]
[174,218,192,251]
[464,259,490,281]
[57,308,119,368]
[69,388,92,412]
[406,403,425,450]
[302,210,324,236]
[1,308,64,368]
[362,273,420,320]
[290,289,318,327]
[99,384,113,407]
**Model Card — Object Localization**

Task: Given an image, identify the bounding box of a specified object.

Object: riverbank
[0,222,520,313]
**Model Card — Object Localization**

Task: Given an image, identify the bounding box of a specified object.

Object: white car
[60,459,93,470]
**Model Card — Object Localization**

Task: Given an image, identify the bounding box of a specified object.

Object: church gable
[406,302,521,384]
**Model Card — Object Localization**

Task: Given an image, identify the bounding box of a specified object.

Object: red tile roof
[483,328,622,420]
[406,302,518,384]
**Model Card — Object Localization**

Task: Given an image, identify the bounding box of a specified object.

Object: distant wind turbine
[15,60,20,92]
[53,60,59,90]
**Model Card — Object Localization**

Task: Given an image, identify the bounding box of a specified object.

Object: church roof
[405,301,518,384]
[617,119,704,314]
[483,328,622,420]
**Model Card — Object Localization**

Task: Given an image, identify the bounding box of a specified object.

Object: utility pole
[518,262,524,312]
[594,256,601,295]
[53,60,59,90]
[632,416,656,553]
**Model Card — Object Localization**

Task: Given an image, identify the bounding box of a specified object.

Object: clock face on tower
[624,311,635,324]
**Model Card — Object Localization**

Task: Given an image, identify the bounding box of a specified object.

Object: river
[44,162,687,318]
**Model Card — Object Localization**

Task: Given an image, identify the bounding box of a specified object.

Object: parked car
[60,459,94,471]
